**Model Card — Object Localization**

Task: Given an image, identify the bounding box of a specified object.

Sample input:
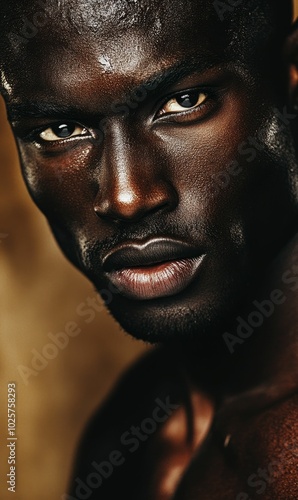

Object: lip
[102,238,206,301]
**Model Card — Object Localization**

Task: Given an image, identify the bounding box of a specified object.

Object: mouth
[102,238,206,301]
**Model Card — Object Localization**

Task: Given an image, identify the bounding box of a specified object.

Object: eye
[39,122,89,142]
[157,91,208,117]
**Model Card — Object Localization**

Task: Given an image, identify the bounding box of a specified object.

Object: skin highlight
[1,1,297,344]
[1,0,298,498]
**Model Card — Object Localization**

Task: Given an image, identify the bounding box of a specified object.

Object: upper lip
[102,238,202,272]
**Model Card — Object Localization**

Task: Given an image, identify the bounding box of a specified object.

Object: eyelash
[154,88,215,123]
[21,87,217,149]
[25,125,93,147]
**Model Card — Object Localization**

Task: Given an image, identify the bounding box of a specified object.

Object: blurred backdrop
[1,2,298,499]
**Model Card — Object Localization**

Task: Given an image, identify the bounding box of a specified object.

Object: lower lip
[106,256,206,301]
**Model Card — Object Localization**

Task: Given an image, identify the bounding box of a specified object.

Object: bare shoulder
[172,390,298,500]
[238,392,298,499]
[220,390,298,499]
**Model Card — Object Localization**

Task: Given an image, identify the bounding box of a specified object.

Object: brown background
[1,3,298,499]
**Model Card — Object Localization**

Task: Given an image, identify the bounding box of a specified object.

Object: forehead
[53,0,213,33]
[1,0,226,82]
[1,0,248,109]
[11,0,215,33]
[5,0,219,52]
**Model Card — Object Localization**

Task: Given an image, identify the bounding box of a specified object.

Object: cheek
[153,116,253,227]
[152,97,295,258]
[18,142,96,230]
[153,90,254,200]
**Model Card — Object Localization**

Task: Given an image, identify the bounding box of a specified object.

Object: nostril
[147,199,171,217]
[94,204,125,224]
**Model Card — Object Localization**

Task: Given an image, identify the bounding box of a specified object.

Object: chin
[92,251,255,345]
[102,284,244,346]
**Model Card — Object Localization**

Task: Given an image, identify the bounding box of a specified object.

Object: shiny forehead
[0,0,293,98]
[56,0,213,31]
[1,0,214,33]
[0,0,292,55]
[0,0,225,89]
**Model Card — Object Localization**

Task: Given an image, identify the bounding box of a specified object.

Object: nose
[93,123,178,223]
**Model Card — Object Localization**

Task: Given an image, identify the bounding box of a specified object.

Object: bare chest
[139,392,298,500]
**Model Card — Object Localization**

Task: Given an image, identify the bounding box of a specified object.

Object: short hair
[224,0,293,55]
[0,0,294,86]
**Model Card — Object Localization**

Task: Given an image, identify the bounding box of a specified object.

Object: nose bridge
[94,121,177,221]
[105,122,142,203]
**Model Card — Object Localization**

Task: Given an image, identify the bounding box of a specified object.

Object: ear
[285,19,298,109]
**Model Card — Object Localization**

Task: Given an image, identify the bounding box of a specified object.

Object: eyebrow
[143,57,220,92]
[7,102,85,122]
[7,56,221,122]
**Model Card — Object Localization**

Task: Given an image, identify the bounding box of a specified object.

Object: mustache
[81,219,210,270]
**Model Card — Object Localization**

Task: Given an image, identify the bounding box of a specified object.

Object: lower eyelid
[22,132,92,151]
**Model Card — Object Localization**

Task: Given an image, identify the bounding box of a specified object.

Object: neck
[229,230,298,398]
[177,231,298,408]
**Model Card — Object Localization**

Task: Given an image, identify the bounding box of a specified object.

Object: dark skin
[2,0,298,498]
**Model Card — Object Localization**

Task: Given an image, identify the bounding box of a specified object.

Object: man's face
[2,0,298,342]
